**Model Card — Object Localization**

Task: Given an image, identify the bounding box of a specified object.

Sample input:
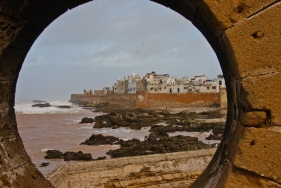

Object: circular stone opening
[1,0,280,187]
[16,1,225,185]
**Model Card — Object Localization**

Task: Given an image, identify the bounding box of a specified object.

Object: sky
[16,0,222,101]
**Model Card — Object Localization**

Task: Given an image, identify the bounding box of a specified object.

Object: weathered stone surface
[240,73,281,125]
[217,160,281,188]
[241,111,267,127]
[228,124,281,184]
[0,136,31,172]
[1,162,53,188]
[225,2,281,79]
[48,149,216,187]
[199,0,278,30]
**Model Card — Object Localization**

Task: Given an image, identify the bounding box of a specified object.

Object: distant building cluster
[91,71,225,95]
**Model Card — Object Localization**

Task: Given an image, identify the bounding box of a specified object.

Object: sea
[15,100,220,176]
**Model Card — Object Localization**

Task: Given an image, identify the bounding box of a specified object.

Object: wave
[15,100,91,114]
[93,127,131,134]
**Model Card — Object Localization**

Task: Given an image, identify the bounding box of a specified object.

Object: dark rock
[56,105,71,109]
[130,123,142,130]
[80,117,95,124]
[39,162,49,167]
[81,134,120,145]
[32,103,51,108]
[94,156,106,160]
[107,134,215,158]
[44,150,93,161]
[63,151,92,161]
[206,134,223,140]
[88,108,225,134]
[44,150,64,159]
[148,122,225,135]
[93,121,104,128]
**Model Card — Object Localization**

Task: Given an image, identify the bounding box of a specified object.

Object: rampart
[70,94,107,104]
[70,93,136,108]
[147,92,220,108]
[71,91,220,109]
[48,149,216,188]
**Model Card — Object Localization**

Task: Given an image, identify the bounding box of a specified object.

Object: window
[207,87,209,90]
[219,81,222,85]
[184,87,187,89]
[212,86,216,89]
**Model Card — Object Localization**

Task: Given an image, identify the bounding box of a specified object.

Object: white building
[102,87,112,95]
[127,73,143,94]
[144,72,177,94]
[110,72,225,95]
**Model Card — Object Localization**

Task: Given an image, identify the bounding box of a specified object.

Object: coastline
[16,100,225,177]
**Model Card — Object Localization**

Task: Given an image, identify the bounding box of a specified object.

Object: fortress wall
[70,94,107,104]
[71,92,220,109]
[70,93,136,108]
[105,93,136,108]
[148,93,220,104]
[136,91,220,108]
[48,149,216,188]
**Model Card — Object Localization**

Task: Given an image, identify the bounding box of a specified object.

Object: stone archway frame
[0,0,281,187]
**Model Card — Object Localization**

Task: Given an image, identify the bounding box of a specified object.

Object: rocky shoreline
[88,103,224,158]
[42,102,225,162]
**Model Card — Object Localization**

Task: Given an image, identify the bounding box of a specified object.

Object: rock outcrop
[44,150,93,161]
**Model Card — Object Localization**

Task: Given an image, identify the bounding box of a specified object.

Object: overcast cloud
[16,0,221,101]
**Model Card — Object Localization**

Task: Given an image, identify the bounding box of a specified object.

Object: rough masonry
[0,0,281,187]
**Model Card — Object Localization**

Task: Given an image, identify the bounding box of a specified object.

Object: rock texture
[48,149,216,188]
[0,0,281,187]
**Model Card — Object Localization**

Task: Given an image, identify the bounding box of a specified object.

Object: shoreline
[16,101,226,176]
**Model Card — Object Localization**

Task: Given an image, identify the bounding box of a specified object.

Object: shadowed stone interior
[0,0,281,187]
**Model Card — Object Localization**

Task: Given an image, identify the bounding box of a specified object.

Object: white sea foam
[40,148,54,152]
[15,100,90,114]
[94,128,131,134]
[80,126,93,129]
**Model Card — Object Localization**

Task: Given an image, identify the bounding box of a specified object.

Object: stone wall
[48,149,216,188]
[105,93,136,108]
[70,94,107,104]
[70,93,136,108]
[148,92,220,108]
[72,91,220,109]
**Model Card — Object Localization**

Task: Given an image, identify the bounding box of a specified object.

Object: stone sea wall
[71,91,221,109]
[147,92,220,108]
[48,149,216,188]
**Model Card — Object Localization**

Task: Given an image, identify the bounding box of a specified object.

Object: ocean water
[16,100,151,176]
[15,100,220,176]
